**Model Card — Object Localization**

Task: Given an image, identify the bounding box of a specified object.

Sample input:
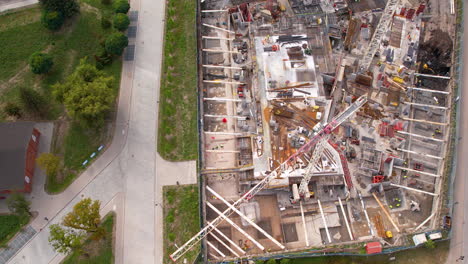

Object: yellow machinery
[386,230,393,238]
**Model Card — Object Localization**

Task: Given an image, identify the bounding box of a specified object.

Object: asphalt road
[446,1,468,263]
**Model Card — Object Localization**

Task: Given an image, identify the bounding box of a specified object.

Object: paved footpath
[0,0,38,13]
[2,0,196,263]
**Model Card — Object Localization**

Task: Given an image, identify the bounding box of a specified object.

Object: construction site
[171,0,456,262]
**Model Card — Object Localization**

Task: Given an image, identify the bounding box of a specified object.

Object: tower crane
[359,0,400,71]
[170,95,368,262]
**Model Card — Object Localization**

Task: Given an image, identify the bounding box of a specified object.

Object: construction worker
[389,205,393,209]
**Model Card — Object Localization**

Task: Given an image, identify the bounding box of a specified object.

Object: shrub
[39,0,79,18]
[101,0,112,5]
[425,239,436,249]
[41,10,64,31]
[113,13,130,31]
[280,259,291,264]
[19,86,47,116]
[3,103,22,118]
[29,52,54,74]
[168,232,175,241]
[265,259,277,264]
[101,15,111,29]
[105,32,128,56]
[113,0,130,14]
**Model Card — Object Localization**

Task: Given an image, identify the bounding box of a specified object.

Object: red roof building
[0,122,40,199]
[366,242,382,254]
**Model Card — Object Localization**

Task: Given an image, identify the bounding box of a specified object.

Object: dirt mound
[418,29,452,75]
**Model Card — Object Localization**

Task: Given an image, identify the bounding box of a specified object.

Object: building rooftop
[0,122,35,191]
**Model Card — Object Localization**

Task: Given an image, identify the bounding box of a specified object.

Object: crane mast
[170,96,368,261]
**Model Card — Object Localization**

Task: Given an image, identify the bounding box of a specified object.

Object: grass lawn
[0,214,29,247]
[157,0,198,161]
[0,2,122,193]
[163,185,200,263]
[62,212,115,264]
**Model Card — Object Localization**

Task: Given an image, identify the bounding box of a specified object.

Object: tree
[39,0,79,18]
[49,224,85,254]
[265,259,277,264]
[41,10,64,31]
[52,59,115,126]
[105,32,128,56]
[3,102,22,118]
[424,239,436,249]
[19,86,47,116]
[280,259,292,264]
[113,13,130,31]
[113,0,130,14]
[101,0,111,5]
[29,52,54,74]
[63,198,101,232]
[6,193,31,221]
[36,153,61,177]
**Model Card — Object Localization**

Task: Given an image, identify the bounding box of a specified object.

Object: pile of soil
[418,29,453,75]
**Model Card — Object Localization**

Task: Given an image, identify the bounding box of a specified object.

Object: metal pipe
[207,240,226,258]
[414,213,435,231]
[318,200,332,243]
[401,117,447,126]
[396,131,445,142]
[203,23,235,34]
[404,102,448,110]
[206,202,265,250]
[203,65,243,70]
[203,97,242,102]
[393,166,440,177]
[209,232,241,257]
[300,201,309,247]
[209,223,246,254]
[372,192,401,233]
[338,197,354,240]
[390,183,438,196]
[358,192,374,236]
[203,36,234,40]
[206,186,285,249]
[414,73,451,79]
[203,80,245,85]
[397,148,443,160]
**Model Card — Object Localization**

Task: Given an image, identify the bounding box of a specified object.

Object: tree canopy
[113,13,130,31]
[105,32,128,56]
[19,86,47,117]
[63,198,101,232]
[52,59,115,126]
[36,153,61,177]
[49,224,84,254]
[113,0,130,14]
[6,193,31,221]
[29,52,53,74]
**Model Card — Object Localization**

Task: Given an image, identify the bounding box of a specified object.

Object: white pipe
[414,213,435,231]
[203,49,240,53]
[204,131,243,136]
[401,117,447,126]
[390,183,438,196]
[207,241,226,258]
[397,148,443,160]
[203,65,243,70]
[393,166,440,177]
[203,23,235,34]
[396,131,445,142]
[318,200,332,243]
[358,192,375,236]
[204,114,246,119]
[206,186,285,249]
[206,202,265,250]
[338,197,354,240]
[209,232,240,257]
[203,97,242,102]
[203,36,234,40]
[203,80,245,85]
[209,223,246,254]
[404,102,448,110]
[415,73,451,80]
[408,87,449,94]
[205,150,240,153]
[300,201,309,247]
[202,9,228,12]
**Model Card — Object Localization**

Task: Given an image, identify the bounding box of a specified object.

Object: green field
[0,214,29,247]
[157,0,198,161]
[0,2,122,193]
[163,185,200,263]
[62,213,115,264]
